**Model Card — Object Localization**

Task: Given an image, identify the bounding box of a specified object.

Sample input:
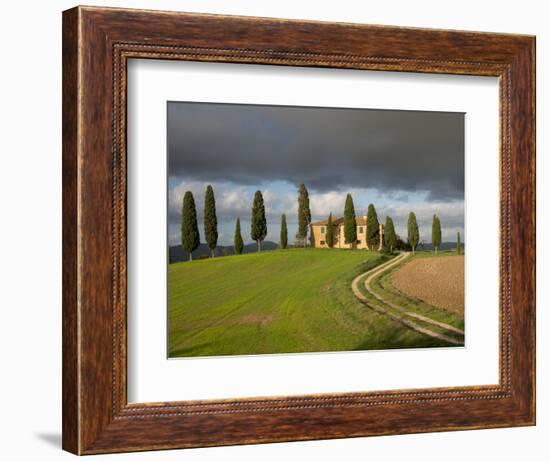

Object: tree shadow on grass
[351,329,452,352]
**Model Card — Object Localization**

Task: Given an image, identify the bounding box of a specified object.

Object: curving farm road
[351,253,464,345]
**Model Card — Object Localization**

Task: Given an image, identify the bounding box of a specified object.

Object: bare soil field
[390,255,465,315]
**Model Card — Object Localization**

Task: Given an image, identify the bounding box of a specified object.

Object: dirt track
[351,253,463,345]
[390,255,464,315]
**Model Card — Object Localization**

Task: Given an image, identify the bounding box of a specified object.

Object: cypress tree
[457,231,462,255]
[326,213,334,248]
[280,213,288,249]
[407,211,419,254]
[234,218,244,255]
[344,194,357,245]
[204,185,218,257]
[384,216,397,254]
[297,183,311,247]
[366,203,380,249]
[181,191,200,261]
[250,190,267,251]
[432,214,442,254]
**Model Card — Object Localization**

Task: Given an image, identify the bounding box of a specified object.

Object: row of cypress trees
[338,193,452,254]
[410,213,461,254]
[181,185,218,261]
[181,186,270,261]
[181,185,267,261]
[341,193,403,252]
[181,184,461,260]
[250,183,310,252]
[341,194,401,252]
[409,213,461,254]
[251,184,312,252]
[408,213,462,254]
[342,195,388,249]
[181,184,312,260]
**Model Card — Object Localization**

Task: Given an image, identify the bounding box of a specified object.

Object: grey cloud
[168,180,298,225]
[168,102,464,200]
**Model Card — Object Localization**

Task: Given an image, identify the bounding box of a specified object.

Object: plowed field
[390,255,464,315]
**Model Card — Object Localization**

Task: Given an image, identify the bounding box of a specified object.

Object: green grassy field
[168,248,451,358]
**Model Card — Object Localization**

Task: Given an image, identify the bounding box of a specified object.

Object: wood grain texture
[61,7,79,454]
[62,5,536,455]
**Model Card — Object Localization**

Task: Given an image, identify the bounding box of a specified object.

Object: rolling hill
[169,241,279,263]
[168,248,452,358]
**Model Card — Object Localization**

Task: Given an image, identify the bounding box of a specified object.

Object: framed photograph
[62,6,535,455]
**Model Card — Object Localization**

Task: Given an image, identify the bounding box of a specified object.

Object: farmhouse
[310,215,384,250]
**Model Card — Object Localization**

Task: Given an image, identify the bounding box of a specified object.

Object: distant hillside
[417,242,464,251]
[169,241,279,263]
[169,241,464,263]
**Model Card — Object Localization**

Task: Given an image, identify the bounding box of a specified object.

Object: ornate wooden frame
[62,6,536,455]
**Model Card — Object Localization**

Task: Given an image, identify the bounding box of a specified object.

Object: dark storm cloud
[168,102,464,200]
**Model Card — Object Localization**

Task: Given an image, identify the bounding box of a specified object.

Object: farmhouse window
[359,226,364,233]
[320,227,325,234]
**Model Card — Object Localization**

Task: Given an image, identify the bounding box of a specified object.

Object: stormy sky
[168,101,464,247]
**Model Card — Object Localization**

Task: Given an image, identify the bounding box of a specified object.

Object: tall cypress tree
[280,213,288,249]
[234,217,244,255]
[204,185,218,257]
[297,183,311,247]
[181,191,200,261]
[326,213,334,248]
[384,216,397,254]
[407,211,419,254]
[250,190,267,252]
[457,231,462,255]
[366,203,380,249]
[344,194,357,245]
[431,214,442,254]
